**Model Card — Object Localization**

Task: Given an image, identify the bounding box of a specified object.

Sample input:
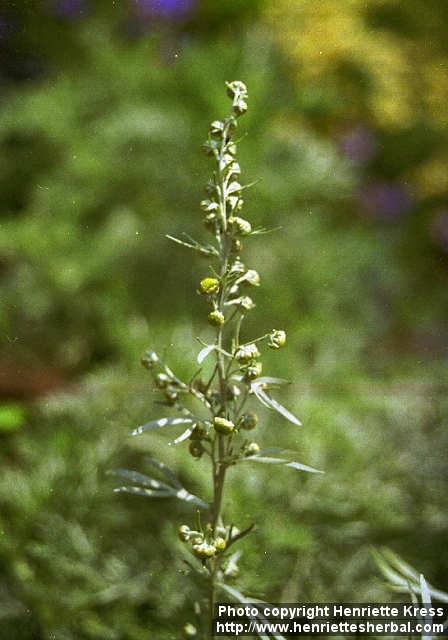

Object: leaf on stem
[251,381,301,426]
[166,234,218,257]
[112,462,208,509]
[132,417,194,436]
[197,344,216,364]
[239,453,323,474]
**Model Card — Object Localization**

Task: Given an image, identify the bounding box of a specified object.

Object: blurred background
[0,1,447,638]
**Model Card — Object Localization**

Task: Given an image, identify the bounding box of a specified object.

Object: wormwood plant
[113,82,322,639]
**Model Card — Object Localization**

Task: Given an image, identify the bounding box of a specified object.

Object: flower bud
[189,441,204,458]
[164,386,178,404]
[245,442,260,456]
[190,532,204,545]
[213,416,235,435]
[214,537,227,551]
[183,622,197,637]
[235,343,260,363]
[155,373,170,389]
[190,424,207,440]
[233,99,248,117]
[141,350,159,369]
[238,412,258,430]
[192,542,216,558]
[226,80,248,100]
[227,181,242,195]
[199,277,219,295]
[204,213,217,230]
[209,120,224,136]
[200,199,219,213]
[237,269,260,286]
[231,238,243,253]
[219,153,234,172]
[208,310,225,327]
[268,329,286,349]
[229,162,241,178]
[178,525,190,542]
[226,142,237,156]
[245,361,262,380]
[215,525,228,538]
[202,140,218,156]
[228,216,252,236]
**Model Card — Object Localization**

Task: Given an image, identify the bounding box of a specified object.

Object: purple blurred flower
[134,0,196,21]
[430,211,448,253]
[339,126,376,164]
[52,0,86,20]
[360,182,412,221]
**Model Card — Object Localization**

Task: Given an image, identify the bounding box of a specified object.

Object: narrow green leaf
[145,456,182,489]
[132,417,194,436]
[114,486,174,499]
[169,426,195,446]
[252,386,301,426]
[197,344,215,364]
[108,468,170,490]
[241,456,322,474]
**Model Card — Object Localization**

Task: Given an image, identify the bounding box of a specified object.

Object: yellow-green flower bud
[238,412,258,430]
[164,386,178,404]
[227,141,237,156]
[200,199,219,213]
[237,269,260,286]
[214,537,227,551]
[202,140,219,156]
[231,238,243,253]
[208,310,225,326]
[235,343,260,363]
[141,350,159,369]
[213,416,235,435]
[183,622,197,637]
[192,542,216,558]
[155,373,170,389]
[233,99,248,116]
[268,329,286,349]
[245,361,262,380]
[190,424,207,440]
[189,441,204,458]
[226,80,248,100]
[245,442,260,456]
[209,120,224,136]
[190,532,204,545]
[178,525,190,542]
[199,277,219,295]
[228,216,252,236]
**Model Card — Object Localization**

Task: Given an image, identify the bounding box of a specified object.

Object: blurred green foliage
[0,1,447,638]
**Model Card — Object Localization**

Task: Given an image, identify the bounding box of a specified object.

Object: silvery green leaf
[114,486,175,499]
[197,344,215,364]
[132,417,194,436]
[145,456,182,489]
[166,234,218,257]
[108,468,170,490]
[175,488,208,510]
[252,386,301,426]
[241,456,322,474]
[114,483,207,509]
[169,426,195,446]
[253,377,289,387]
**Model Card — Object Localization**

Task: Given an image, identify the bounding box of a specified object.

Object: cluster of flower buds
[140,349,184,406]
[178,523,227,560]
[234,342,262,380]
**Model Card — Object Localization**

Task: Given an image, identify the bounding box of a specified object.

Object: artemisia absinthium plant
[113,82,322,640]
